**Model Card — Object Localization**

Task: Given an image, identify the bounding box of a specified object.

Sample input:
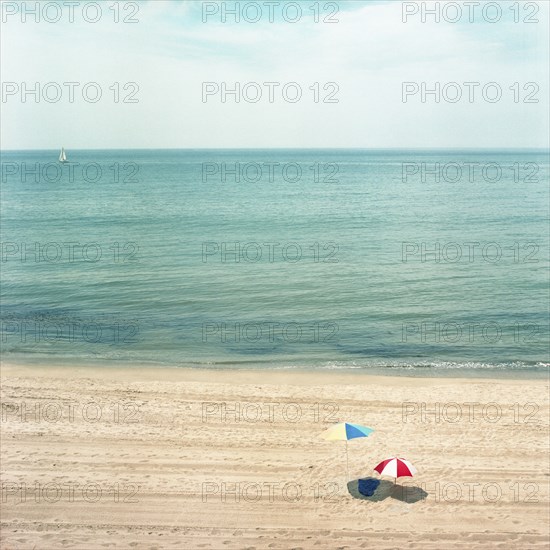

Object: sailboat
[59,147,67,163]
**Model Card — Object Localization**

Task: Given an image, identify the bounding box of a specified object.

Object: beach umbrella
[320,423,374,480]
[373,457,417,484]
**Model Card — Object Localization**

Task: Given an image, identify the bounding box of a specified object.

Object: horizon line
[2,147,550,152]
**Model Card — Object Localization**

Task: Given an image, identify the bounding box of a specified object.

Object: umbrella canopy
[374,457,417,482]
[320,422,374,441]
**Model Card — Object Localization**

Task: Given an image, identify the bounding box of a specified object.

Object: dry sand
[1,362,549,549]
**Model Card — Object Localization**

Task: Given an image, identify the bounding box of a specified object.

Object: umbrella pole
[345,440,349,481]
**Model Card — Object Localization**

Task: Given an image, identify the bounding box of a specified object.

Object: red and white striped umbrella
[374,457,417,483]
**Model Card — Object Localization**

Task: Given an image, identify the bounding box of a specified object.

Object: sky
[0,0,549,149]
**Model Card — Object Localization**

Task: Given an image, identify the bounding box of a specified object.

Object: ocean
[1,149,549,376]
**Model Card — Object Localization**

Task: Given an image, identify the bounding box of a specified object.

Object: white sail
[59,147,67,162]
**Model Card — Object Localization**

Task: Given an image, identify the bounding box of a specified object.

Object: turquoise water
[1,149,549,376]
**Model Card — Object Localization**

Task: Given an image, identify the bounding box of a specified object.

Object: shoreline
[2,358,549,382]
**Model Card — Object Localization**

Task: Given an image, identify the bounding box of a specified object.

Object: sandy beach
[0,363,548,549]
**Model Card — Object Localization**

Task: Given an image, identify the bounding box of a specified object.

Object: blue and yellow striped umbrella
[320,422,374,441]
[320,423,374,480]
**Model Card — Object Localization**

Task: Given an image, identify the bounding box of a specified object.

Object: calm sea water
[1,149,549,376]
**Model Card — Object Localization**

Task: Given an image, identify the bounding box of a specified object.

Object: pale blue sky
[1,0,548,149]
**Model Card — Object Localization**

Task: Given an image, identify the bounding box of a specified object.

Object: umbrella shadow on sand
[347,478,427,503]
